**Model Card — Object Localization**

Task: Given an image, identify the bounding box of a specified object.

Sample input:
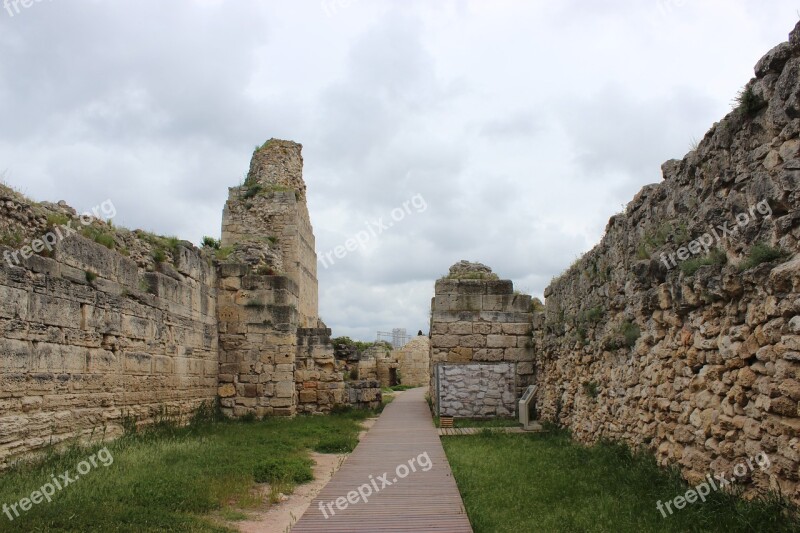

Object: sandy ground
[230,417,378,533]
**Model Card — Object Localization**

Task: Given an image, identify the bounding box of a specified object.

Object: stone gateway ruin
[1,20,800,509]
[429,261,534,418]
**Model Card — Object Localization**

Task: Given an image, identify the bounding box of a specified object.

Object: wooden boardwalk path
[292,387,473,532]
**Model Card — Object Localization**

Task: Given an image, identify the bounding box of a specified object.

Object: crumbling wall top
[246,139,306,197]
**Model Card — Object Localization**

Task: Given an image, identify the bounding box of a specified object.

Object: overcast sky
[1,1,797,340]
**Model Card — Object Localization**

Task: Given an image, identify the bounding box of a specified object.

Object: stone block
[275,381,294,398]
[473,349,504,362]
[448,322,474,335]
[502,323,532,335]
[0,338,31,371]
[461,334,487,348]
[299,390,317,403]
[434,279,460,294]
[218,384,236,398]
[487,335,517,348]
[123,352,151,374]
[431,334,460,348]
[448,347,473,363]
[484,280,514,295]
[453,295,483,311]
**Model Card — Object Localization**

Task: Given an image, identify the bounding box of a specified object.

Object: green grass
[214,246,234,261]
[313,434,358,454]
[80,226,116,250]
[637,221,687,259]
[331,336,382,353]
[137,231,181,264]
[253,457,313,484]
[0,407,376,532]
[45,213,71,228]
[0,230,24,247]
[443,430,800,533]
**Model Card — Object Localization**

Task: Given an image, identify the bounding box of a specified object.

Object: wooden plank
[292,388,473,532]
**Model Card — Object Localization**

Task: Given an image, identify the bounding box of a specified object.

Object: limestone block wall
[344,379,383,410]
[296,327,346,414]
[0,234,218,465]
[395,336,430,386]
[376,355,399,387]
[429,276,533,417]
[534,22,800,504]
[216,264,300,417]
[357,357,378,381]
[376,336,430,387]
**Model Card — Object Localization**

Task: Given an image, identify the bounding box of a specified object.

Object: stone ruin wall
[332,337,430,390]
[429,274,534,418]
[0,138,379,466]
[376,336,430,387]
[216,264,301,417]
[534,22,800,504]
[217,139,378,417]
[222,139,318,328]
[0,231,218,466]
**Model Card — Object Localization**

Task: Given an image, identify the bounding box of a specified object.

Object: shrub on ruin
[735,85,768,117]
[620,321,641,348]
[201,236,220,249]
[739,243,787,271]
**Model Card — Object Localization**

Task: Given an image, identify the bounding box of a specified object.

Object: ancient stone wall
[0,137,372,467]
[534,22,800,503]
[0,234,218,465]
[216,264,299,417]
[376,336,430,387]
[220,140,318,327]
[216,140,364,417]
[296,327,347,414]
[429,265,534,417]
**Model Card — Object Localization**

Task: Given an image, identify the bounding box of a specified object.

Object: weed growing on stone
[734,85,768,117]
[739,243,787,271]
[680,248,728,276]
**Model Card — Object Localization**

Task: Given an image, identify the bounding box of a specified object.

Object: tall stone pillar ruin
[216,140,343,417]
